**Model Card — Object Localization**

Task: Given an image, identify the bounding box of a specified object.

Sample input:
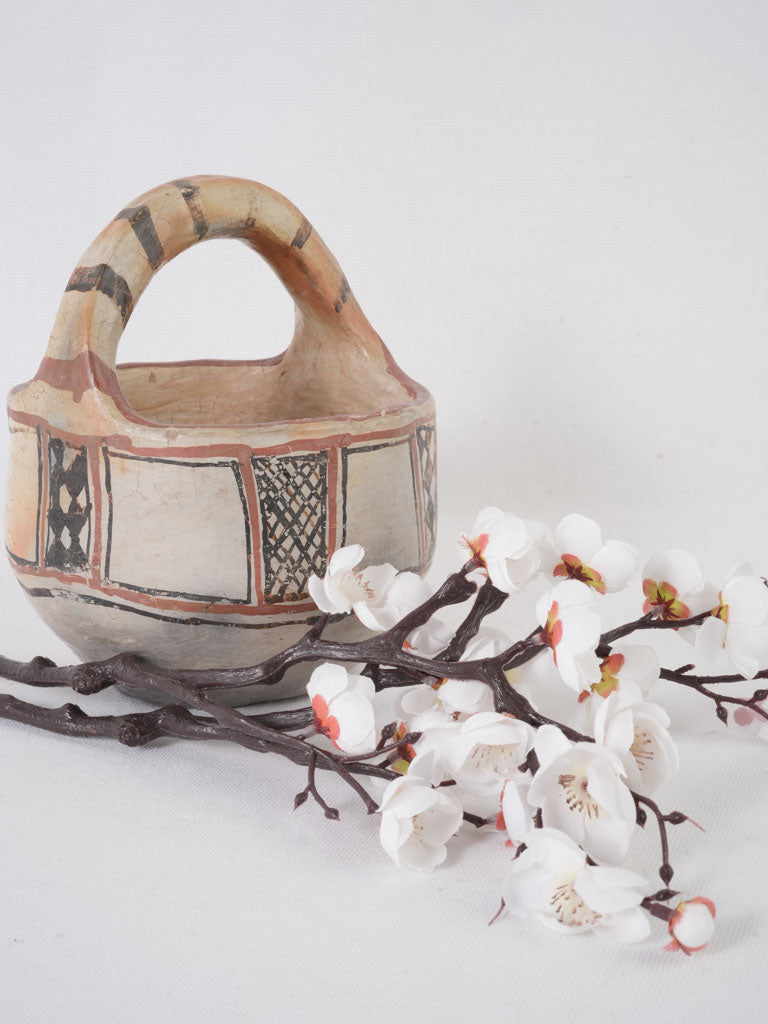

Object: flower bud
[665,897,716,954]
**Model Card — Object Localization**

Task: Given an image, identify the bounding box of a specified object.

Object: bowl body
[6,361,436,702]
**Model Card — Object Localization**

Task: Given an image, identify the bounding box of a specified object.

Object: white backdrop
[1,2,768,1021]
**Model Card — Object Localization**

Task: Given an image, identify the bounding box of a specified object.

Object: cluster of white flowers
[302,509,768,953]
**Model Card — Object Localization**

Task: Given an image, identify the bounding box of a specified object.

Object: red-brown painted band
[7,407,435,460]
[36,353,123,405]
[87,441,103,585]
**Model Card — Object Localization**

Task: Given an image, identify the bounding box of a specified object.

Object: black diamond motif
[416,425,437,564]
[45,438,91,572]
[252,452,328,603]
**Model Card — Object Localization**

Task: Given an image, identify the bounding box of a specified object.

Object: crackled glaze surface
[5,176,436,702]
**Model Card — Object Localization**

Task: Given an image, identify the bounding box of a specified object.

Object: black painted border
[5,424,43,569]
[415,423,437,564]
[340,437,421,564]
[102,450,252,605]
[21,583,337,630]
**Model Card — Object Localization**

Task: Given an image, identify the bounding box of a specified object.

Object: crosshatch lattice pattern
[252,452,328,603]
[416,425,437,563]
[45,438,91,572]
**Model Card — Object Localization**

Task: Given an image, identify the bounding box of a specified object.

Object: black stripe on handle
[291,217,313,249]
[65,265,134,326]
[172,179,209,240]
[116,205,164,270]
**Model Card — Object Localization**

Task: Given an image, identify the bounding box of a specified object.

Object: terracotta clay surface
[5,176,437,703]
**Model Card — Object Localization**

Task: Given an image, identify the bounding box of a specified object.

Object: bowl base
[19,584,370,704]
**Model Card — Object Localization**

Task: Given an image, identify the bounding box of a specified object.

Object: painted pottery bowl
[5,176,436,703]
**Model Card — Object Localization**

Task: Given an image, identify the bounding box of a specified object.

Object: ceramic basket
[5,176,436,702]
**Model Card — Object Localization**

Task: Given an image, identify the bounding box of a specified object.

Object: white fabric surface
[2,1,768,1019]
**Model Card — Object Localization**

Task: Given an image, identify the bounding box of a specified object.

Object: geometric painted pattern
[415,424,437,564]
[252,452,328,604]
[44,437,91,572]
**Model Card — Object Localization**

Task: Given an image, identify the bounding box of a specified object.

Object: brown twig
[0,692,388,779]
[599,610,713,649]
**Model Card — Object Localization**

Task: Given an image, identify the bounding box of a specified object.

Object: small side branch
[660,669,768,724]
[441,579,508,661]
[635,793,698,886]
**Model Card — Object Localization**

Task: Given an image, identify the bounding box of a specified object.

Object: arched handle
[39,175,391,395]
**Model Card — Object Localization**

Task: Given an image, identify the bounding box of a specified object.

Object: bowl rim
[113,354,433,430]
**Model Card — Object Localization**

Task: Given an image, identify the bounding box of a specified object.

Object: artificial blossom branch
[3,508,765,954]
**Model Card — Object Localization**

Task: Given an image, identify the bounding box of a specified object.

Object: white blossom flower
[408,714,464,785]
[378,773,463,870]
[397,629,507,721]
[448,712,535,795]
[308,545,397,618]
[405,616,454,657]
[577,643,660,705]
[308,546,436,638]
[695,572,768,679]
[306,663,376,755]
[642,549,717,622]
[665,897,716,955]
[528,726,636,864]
[536,580,602,692]
[550,513,638,594]
[594,692,679,796]
[392,684,440,721]
[438,630,509,717]
[462,626,514,661]
[355,570,433,633]
[502,828,650,942]
[410,715,531,822]
[399,676,495,720]
[458,506,549,592]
